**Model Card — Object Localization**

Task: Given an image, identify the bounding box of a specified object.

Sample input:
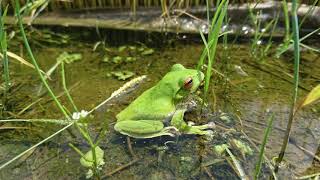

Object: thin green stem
[69,143,86,158]
[299,0,319,29]
[282,0,290,42]
[15,0,69,119]
[0,5,10,113]
[204,0,228,100]
[254,114,274,180]
[61,61,78,112]
[275,0,300,172]
[263,13,279,56]
[205,0,210,25]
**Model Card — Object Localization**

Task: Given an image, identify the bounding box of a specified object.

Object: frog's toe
[204,130,214,140]
[205,130,214,135]
[187,121,195,126]
[207,122,216,129]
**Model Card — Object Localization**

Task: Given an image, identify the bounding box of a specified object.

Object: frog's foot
[203,130,214,141]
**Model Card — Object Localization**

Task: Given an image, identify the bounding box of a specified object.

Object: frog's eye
[183,77,193,89]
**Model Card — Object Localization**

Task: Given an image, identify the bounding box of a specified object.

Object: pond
[0,31,319,179]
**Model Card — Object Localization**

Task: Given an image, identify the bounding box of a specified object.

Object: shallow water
[0,37,320,179]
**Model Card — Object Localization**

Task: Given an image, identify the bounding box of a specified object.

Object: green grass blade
[205,0,210,25]
[254,113,275,180]
[299,0,319,29]
[61,61,78,112]
[15,0,69,119]
[0,5,10,106]
[203,0,228,100]
[275,0,300,172]
[281,0,290,42]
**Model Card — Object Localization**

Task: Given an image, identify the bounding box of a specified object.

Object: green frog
[114,64,214,138]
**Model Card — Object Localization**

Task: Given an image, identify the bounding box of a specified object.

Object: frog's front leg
[170,109,215,135]
[114,120,178,139]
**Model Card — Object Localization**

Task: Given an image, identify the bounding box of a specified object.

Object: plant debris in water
[57,52,82,64]
[102,45,154,64]
[106,70,135,80]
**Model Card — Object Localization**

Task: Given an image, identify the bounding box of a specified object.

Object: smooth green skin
[114,64,214,139]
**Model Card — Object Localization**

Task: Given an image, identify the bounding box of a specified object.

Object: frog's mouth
[200,80,204,86]
[197,71,205,89]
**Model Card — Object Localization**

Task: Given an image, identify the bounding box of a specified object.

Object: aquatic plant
[276,0,320,57]
[281,0,290,45]
[15,0,69,118]
[276,27,320,57]
[0,11,148,173]
[248,4,279,61]
[20,0,50,24]
[0,5,9,117]
[198,0,229,102]
[275,0,300,172]
[254,114,274,180]
[0,1,105,178]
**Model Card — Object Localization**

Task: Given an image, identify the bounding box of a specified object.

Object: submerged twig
[173,9,209,25]
[103,158,140,177]
[296,172,320,179]
[203,166,216,180]
[127,136,137,159]
[294,143,320,162]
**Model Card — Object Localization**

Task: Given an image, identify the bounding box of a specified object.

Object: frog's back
[116,86,175,122]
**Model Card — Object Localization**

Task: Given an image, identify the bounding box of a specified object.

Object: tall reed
[254,114,274,179]
[198,0,229,101]
[0,5,10,114]
[282,1,290,40]
[275,0,300,172]
[61,61,78,112]
[15,0,69,119]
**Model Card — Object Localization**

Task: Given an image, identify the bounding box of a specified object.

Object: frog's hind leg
[170,109,214,136]
[114,120,178,139]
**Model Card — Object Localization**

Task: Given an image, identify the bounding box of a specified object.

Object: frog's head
[160,64,204,100]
